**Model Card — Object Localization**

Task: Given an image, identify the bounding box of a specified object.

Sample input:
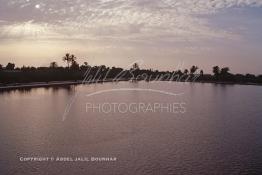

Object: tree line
[0,53,261,85]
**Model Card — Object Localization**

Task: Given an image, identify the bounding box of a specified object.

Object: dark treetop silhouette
[0,54,262,87]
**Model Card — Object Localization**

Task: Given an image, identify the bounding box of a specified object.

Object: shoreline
[0,79,130,90]
[0,79,261,91]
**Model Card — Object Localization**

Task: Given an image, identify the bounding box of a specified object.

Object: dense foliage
[0,54,261,85]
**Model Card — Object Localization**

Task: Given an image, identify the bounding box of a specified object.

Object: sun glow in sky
[0,0,262,74]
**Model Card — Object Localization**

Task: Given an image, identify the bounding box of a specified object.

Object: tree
[213,66,220,77]
[184,69,189,75]
[50,62,58,68]
[63,53,77,69]
[220,67,230,75]
[190,65,198,74]
[6,63,15,70]
[200,70,204,76]
[70,54,77,64]
[132,63,140,70]
[246,74,255,78]
[176,70,183,76]
[71,60,79,71]
[80,62,90,71]
[63,53,71,68]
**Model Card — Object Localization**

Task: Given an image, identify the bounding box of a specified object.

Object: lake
[0,81,262,175]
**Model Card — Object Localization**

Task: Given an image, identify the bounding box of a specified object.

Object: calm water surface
[0,82,262,175]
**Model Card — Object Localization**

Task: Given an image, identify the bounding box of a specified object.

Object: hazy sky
[0,0,262,74]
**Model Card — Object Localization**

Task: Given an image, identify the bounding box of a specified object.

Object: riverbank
[0,79,128,90]
[0,79,261,91]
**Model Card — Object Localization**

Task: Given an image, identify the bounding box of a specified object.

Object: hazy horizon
[0,0,262,74]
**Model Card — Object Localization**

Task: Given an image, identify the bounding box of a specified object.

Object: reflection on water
[0,85,76,96]
[0,82,262,175]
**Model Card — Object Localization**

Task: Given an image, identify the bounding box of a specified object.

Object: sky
[0,0,262,74]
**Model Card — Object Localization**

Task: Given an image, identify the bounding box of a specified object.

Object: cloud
[0,0,261,43]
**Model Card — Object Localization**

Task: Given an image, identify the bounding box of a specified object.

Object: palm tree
[63,53,78,69]
[63,53,71,69]
[190,65,198,74]
[132,63,140,70]
[70,54,77,64]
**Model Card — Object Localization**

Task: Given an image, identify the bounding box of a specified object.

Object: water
[0,82,262,175]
